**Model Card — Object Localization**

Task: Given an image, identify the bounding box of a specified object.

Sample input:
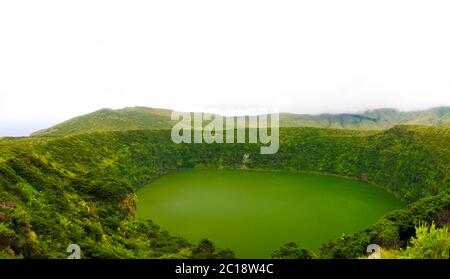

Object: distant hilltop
[31,106,450,137]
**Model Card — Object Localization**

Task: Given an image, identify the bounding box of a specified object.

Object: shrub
[399,223,450,259]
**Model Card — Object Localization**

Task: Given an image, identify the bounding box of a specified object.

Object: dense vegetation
[32,106,450,136]
[1,125,449,258]
[275,221,450,259]
[320,193,450,258]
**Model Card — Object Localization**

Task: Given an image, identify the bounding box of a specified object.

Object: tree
[271,242,314,259]
[191,239,216,259]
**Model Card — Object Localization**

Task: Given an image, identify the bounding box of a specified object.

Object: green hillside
[31,107,175,137]
[31,106,450,136]
[1,125,449,258]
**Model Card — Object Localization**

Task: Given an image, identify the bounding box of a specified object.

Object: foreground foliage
[360,223,450,259]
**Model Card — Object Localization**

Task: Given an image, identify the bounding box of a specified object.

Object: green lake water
[136,169,404,258]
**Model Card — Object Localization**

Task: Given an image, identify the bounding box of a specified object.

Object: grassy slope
[1,125,449,258]
[31,107,175,137]
[31,106,450,136]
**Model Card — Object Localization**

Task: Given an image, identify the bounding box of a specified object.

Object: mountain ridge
[31,106,450,136]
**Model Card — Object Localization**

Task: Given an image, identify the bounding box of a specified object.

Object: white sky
[1,0,450,136]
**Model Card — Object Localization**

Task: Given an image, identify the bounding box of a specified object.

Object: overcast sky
[1,0,450,136]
